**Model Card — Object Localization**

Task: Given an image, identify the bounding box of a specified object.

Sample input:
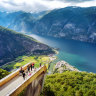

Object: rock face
[33,7,96,43]
[0,7,96,43]
[0,26,54,65]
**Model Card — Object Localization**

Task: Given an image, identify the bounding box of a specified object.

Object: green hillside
[0,26,54,66]
[41,71,96,96]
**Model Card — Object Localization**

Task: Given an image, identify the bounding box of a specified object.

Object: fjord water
[30,34,96,73]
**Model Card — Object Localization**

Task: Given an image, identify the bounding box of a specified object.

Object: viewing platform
[0,63,47,96]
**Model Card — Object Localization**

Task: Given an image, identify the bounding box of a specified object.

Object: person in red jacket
[32,63,35,69]
[30,64,32,71]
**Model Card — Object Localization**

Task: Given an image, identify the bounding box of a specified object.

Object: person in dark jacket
[30,64,32,71]
[40,63,41,67]
[19,67,24,75]
[22,72,25,80]
[27,65,30,73]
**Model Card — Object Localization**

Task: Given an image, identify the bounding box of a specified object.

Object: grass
[2,55,50,72]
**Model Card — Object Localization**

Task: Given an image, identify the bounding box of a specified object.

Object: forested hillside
[41,71,96,96]
[0,68,10,79]
[0,26,54,66]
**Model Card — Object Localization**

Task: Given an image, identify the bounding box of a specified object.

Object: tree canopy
[0,68,10,79]
[41,71,96,96]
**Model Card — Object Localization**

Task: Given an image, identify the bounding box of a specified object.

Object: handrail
[0,62,32,87]
[9,65,47,96]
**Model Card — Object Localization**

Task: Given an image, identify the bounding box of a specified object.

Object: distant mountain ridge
[0,26,54,65]
[0,7,96,43]
[0,11,48,32]
[33,7,96,43]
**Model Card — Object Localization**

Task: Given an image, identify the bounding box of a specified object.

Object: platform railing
[8,65,47,96]
[0,62,32,87]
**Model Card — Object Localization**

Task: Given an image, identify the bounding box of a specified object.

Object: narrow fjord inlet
[30,34,96,73]
[0,0,96,96]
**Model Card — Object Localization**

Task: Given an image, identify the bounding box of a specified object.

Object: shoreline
[53,60,80,73]
[52,50,80,73]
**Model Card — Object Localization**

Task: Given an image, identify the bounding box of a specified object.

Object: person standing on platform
[40,63,41,67]
[30,64,32,71]
[32,63,34,69]
[33,63,35,69]
[27,65,30,73]
[22,71,25,80]
[19,67,24,75]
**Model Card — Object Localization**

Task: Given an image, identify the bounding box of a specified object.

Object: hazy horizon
[0,0,96,13]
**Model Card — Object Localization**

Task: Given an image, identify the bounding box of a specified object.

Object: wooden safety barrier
[0,62,32,87]
[9,65,47,96]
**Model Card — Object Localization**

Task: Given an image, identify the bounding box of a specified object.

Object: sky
[0,0,96,12]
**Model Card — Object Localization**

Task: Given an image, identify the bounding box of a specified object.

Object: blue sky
[0,0,96,12]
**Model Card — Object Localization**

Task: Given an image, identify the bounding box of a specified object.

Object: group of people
[19,63,35,80]
[27,63,35,72]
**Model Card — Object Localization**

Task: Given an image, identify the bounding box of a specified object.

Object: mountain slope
[0,7,96,43]
[33,7,96,43]
[0,11,48,32]
[0,26,54,65]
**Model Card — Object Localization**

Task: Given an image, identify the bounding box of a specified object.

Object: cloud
[0,0,96,12]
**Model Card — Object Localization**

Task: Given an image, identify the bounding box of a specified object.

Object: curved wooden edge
[0,62,32,87]
[9,65,47,96]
